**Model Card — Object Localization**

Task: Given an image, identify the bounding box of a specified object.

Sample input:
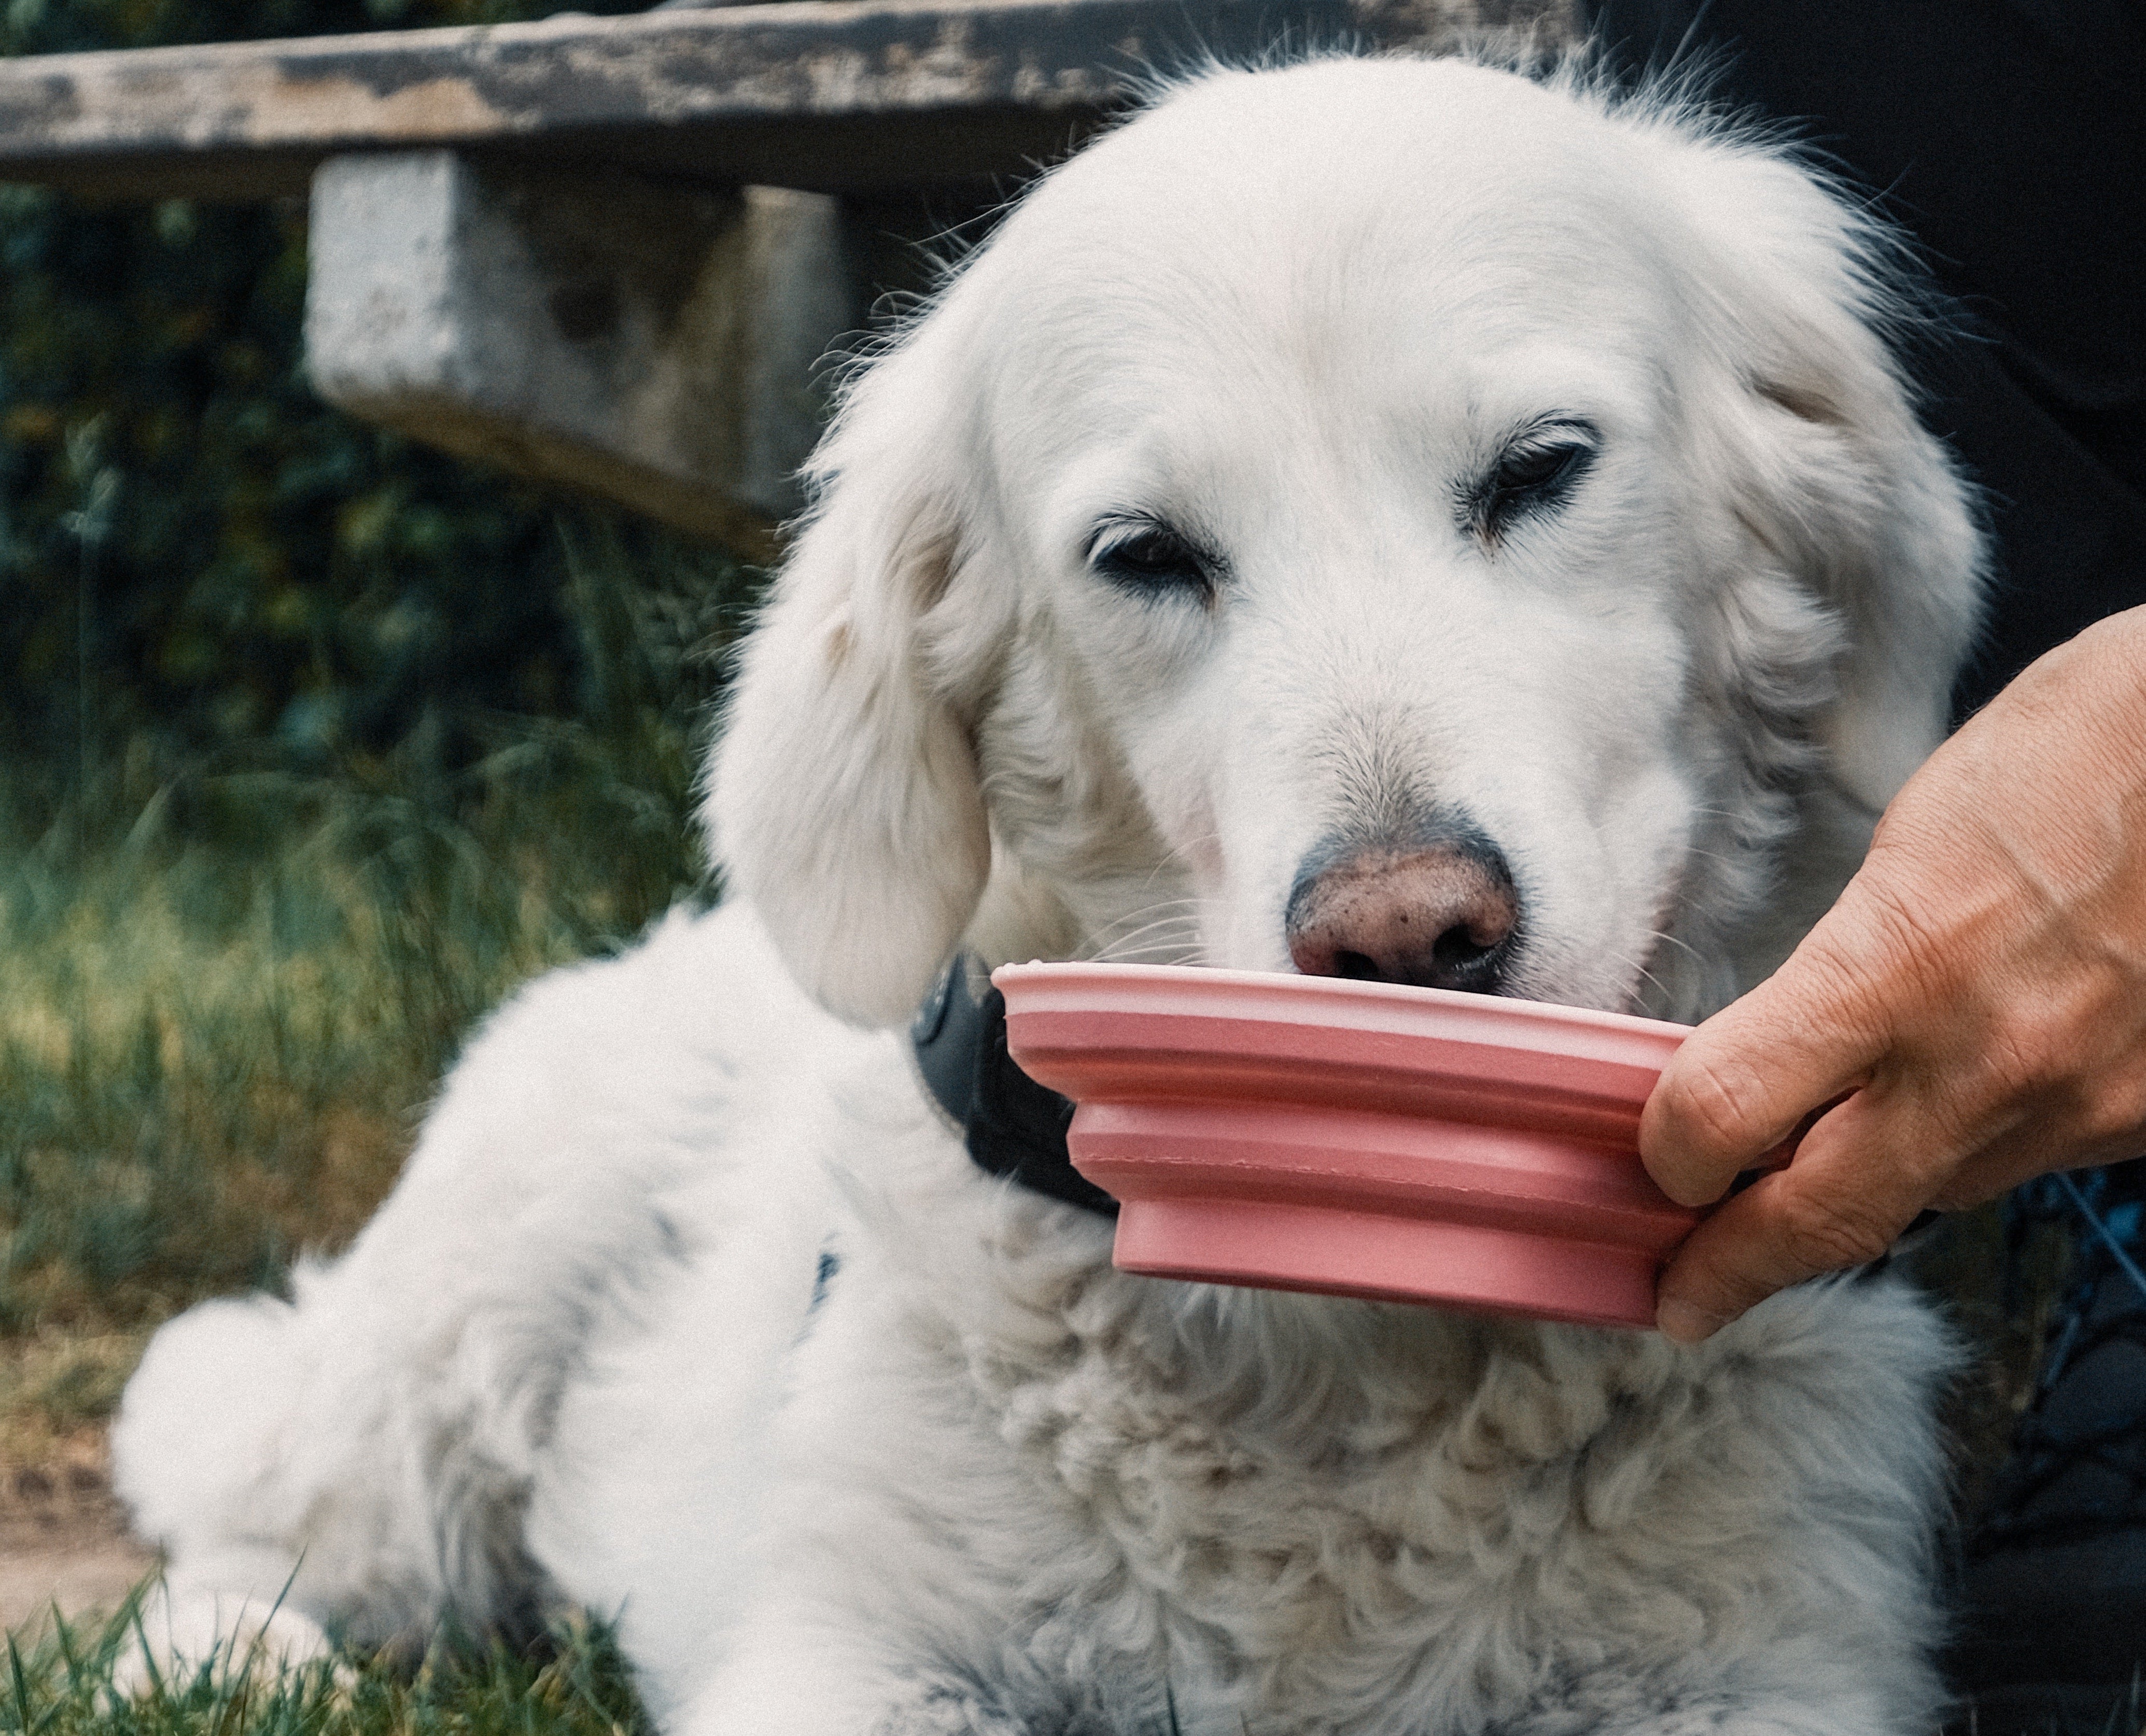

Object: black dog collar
[911,958,1118,1218]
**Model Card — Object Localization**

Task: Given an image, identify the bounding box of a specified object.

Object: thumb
[1641,925,1890,1207]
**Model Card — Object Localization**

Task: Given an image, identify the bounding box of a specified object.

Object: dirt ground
[0,1428,157,1638]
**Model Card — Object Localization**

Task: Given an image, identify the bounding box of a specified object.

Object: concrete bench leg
[304,151,861,555]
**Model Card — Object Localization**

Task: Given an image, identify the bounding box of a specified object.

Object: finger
[1641,939,1889,1207]
[1653,1089,1946,1341]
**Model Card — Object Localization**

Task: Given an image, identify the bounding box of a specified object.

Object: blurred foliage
[0,0,669,791]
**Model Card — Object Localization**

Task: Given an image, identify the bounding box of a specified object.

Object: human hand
[1643,604,2146,1344]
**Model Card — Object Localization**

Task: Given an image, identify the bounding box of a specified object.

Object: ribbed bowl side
[996,962,1691,1327]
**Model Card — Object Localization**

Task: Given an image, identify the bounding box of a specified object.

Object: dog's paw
[110,1581,342,1696]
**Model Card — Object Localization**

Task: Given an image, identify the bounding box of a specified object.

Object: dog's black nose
[1285,832,1520,994]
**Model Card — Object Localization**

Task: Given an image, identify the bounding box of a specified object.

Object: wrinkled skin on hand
[1643,604,2146,1343]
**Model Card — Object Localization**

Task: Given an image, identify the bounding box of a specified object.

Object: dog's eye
[1471,426,1597,542]
[1088,521,1217,601]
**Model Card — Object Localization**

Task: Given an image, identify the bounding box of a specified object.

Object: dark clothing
[1581,0,2146,718]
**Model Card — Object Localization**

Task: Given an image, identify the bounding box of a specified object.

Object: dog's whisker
[1092,918,1210,965]
[1644,927,1707,966]
[1086,897,1205,942]
[1084,887,1231,968]
[1086,905,1208,957]
[1096,917,1201,949]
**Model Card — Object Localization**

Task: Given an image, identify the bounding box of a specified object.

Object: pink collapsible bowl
[994,962,1702,1331]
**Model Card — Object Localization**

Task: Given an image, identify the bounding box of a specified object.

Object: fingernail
[1656,1297,1727,1344]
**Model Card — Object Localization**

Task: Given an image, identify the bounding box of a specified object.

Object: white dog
[115,49,1985,1736]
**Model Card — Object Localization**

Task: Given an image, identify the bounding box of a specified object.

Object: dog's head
[711,55,1983,1027]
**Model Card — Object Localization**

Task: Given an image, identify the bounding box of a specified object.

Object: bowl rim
[992,959,1695,1046]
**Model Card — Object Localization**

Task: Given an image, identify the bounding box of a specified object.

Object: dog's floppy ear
[708,329,995,1027]
[1663,128,1986,810]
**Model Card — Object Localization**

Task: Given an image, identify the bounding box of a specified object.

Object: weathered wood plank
[0,0,1573,200]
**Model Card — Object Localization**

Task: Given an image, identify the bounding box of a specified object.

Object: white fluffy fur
[116,52,1984,1736]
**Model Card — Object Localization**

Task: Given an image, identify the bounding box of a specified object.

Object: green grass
[1,1606,1227,1736]
[0,518,754,1437]
[0,1609,646,1736]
